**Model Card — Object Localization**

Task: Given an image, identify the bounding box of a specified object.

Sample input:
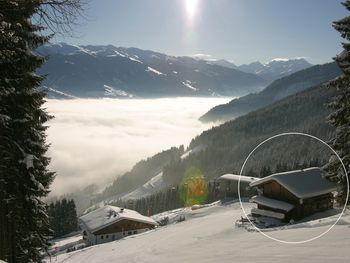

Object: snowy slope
[104,148,205,203]
[121,172,167,200]
[50,202,350,263]
[51,234,82,248]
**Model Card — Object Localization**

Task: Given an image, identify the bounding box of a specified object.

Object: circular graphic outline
[237,132,349,244]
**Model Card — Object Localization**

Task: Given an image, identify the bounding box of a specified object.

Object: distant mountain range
[205,58,312,81]
[237,58,312,81]
[37,43,314,99]
[199,62,341,123]
[37,43,268,99]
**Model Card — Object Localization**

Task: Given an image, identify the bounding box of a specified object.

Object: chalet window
[134,231,137,234]
[106,234,109,238]
[101,235,104,239]
[123,232,126,236]
[128,231,132,235]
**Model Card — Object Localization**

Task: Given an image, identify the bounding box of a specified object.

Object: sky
[53,0,348,65]
[46,97,231,196]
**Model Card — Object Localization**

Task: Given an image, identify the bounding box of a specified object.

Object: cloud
[46,97,231,196]
[267,57,308,63]
[191,54,215,60]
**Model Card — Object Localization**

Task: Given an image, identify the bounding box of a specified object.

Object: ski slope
[101,147,206,205]
[121,172,167,201]
[51,202,350,263]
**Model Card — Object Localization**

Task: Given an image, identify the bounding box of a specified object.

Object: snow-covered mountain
[37,43,267,98]
[200,62,341,123]
[237,58,313,81]
[209,59,239,70]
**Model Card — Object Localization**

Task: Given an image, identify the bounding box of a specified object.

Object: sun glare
[186,0,199,20]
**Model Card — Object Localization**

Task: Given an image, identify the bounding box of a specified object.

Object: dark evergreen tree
[260,166,272,178]
[47,199,78,238]
[0,1,83,262]
[326,0,350,205]
[0,1,53,262]
[67,199,78,233]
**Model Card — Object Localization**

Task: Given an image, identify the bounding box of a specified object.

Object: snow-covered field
[51,234,82,248]
[50,202,350,263]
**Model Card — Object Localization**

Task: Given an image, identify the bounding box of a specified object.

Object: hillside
[200,62,341,123]
[94,81,338,205]
[163,83,338,185]
[37,43,267,98]
[49,201,350,263]
[95,147,184,204]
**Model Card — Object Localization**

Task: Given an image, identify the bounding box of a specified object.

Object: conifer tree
[327,0,350,205]
[0,2,54,262]
[47,199,78,238]
[0,1,84,262]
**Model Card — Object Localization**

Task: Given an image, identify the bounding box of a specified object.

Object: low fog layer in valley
[46,97,231,196]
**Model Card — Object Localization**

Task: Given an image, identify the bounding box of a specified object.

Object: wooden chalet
[249,167,337,222]
[218,174,258,198]
[79,205,158,245]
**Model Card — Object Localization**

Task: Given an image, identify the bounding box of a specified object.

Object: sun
[186,0,199,19]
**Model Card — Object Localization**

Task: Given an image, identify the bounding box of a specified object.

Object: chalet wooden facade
[249,167,337,222]
[79,206,158,245]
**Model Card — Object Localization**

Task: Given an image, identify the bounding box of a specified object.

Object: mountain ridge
[37,43,268,99]
[236,58,313,81]
[200,62,341,123]
[207,57,313,81]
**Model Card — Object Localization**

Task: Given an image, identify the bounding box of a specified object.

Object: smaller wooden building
[79,205,158,246]
[218,174,258,198]
[249,167,337,222]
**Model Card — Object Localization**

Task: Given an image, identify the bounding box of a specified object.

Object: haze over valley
[46,97,231,196]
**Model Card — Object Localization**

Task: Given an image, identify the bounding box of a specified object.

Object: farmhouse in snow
[79,205,158,246]
[218,174,258,198]
[249,167,337,222]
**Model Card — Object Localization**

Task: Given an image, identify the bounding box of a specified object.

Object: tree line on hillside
[107,160,325,219]
[248,159,325,178]
[162,84,337,187]
[109,181,221,217]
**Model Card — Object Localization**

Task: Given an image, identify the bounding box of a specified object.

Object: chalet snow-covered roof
[251,208,285,220]
[250,195,294,212]
[249,167,337,199]
[79,205,157,233]
[219,174,259,184]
